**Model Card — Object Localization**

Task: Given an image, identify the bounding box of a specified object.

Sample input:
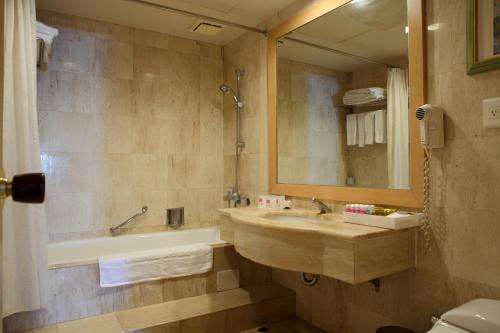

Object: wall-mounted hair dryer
[416,104,445,253]
[416,104,444,149]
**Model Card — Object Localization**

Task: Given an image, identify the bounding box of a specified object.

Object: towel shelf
[334,100,387,109]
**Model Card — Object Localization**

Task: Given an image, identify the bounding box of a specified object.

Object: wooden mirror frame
[267,0,426,208]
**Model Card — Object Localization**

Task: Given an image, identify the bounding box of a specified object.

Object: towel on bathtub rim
[98,243,213,287]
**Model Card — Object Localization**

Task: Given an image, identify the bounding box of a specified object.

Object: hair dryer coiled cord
[422,146,432,253]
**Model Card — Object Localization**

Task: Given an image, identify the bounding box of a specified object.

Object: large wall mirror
[268,0,425,208]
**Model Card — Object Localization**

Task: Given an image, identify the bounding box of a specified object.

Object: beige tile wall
[223,0,500,332]
[276,58,349,186]
[37,11,225,241]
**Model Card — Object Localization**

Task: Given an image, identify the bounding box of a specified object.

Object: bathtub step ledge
[22,282,295,333]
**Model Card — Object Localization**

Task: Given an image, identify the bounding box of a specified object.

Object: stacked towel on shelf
[374,109,387,143]
[342,88,386,106]
[346,114,357,146]
[356,113,365,147]
[98,244,213,287]
[345,110,386,147]
[36,21,59,65]
[364,111,375,145]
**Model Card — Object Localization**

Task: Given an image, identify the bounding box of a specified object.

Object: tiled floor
[241,318,327,333]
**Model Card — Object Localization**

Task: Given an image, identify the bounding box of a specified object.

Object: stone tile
[37,71,93,113]
[169,36,200,55]
[41,112,104,153]
[93,78,132,117]
[133,29,169,50]
[21,325,59,333]
[130,322,180,333]
[94,21,134,43]
[163,274,209,301]
[50,30,95,74]
[179,312,226,333]
[133,46,171,82]
[57,314,123,333]
[226,303,267,333]
[116,304,177,332]
[94,38,134,80]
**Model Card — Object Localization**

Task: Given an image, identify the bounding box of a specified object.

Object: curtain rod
[122,0,267,35]
[283,37,398,68]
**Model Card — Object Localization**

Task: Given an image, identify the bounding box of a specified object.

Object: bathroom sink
[263,214,322,223]
[219,208,418,284]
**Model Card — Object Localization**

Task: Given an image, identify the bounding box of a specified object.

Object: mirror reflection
[276,0,409,189]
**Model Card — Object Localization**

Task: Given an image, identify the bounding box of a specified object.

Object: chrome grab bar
[110,206,148,235]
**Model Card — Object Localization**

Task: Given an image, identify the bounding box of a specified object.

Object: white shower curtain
[3,0,48,317]
[387,68,409,189]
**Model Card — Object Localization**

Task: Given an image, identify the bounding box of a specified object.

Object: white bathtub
[48,226,225,268]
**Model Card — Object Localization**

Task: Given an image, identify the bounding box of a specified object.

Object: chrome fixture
[110,206,148,235]
[311,197,332,214]
[123,0,267,35]
[220,69,250,208]
[299,272,320,286]
[167,207,184,228]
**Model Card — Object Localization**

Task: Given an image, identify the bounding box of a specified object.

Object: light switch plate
[216,269,240,291]
[482,97,500,128]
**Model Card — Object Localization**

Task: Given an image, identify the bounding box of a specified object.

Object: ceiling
[36,0,296,45]
[277,0,408,72]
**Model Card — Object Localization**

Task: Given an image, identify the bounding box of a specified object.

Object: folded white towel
[98,244,213,287]
[36,21,59,65]
[357,113,365,147]
[374,109,387,143]
[344,88,385,96]
[364,111,375,145]
[346,114,357,146]
[342,87,386,106]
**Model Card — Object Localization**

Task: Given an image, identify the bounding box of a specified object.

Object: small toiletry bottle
[258,196,264,208]
[345,204,352,213]
[275,197,281,209]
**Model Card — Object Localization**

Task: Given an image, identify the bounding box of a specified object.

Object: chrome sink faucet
[311,197,332,214]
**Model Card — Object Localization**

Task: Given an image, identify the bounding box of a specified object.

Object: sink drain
[300,272,320,286]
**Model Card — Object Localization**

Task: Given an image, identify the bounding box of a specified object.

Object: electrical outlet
[489,107,500,120]
[483,97,500,128]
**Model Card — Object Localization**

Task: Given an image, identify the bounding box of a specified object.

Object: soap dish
[343,211,423,230]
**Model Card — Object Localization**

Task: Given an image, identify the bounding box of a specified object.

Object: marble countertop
[218,207,401,240]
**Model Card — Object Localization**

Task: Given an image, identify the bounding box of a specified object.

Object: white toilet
[428,299,500,333]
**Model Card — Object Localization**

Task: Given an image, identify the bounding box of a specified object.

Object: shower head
[219,84,239,104]
[219,84,232,93]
